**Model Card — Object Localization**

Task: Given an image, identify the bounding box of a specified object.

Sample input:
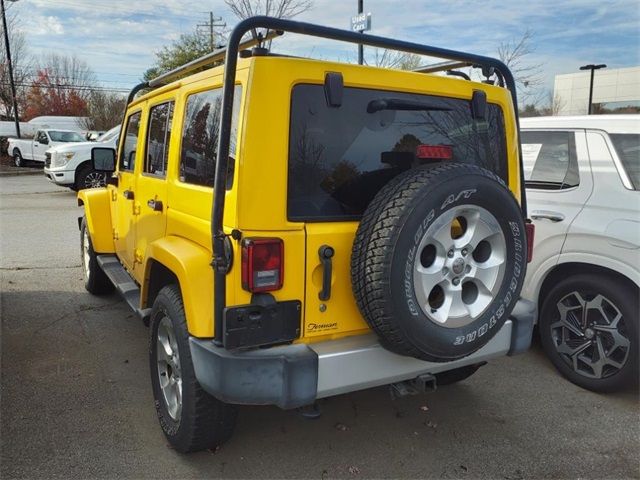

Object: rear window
[49,131,84,142]
[179,85,242,189]
[287,84,508,221]
[610,133,640,190]
[521,130,579,190]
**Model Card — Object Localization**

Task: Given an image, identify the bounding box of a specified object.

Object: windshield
[99,126,121,143]
[49,131,84,142]
[610,133,640,190]
[288,84,508,220]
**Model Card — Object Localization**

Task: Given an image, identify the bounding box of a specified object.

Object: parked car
[521,114,639,392]
[8,129,85,167]
[85,130,106,141]
[79,17,535,453]
[44,126,120,190]
[1,123,33,156]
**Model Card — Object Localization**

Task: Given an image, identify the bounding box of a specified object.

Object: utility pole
[358,0,363,65]
[1,0,20,138]
[579,63,606,115]
[197,12,226,51]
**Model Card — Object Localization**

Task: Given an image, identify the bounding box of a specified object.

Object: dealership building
[553,66,640,115]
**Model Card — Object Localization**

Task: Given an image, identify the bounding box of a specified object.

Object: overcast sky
[8,0,640,97]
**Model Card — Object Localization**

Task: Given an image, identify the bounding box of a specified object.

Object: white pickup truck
[44,125,120,191]
[8,129,85,167]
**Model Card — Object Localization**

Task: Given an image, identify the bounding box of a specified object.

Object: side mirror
[39,136,49,145]
[92,147,116,172]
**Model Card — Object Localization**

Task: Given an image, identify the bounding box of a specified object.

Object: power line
[17,73,135,87]
[1,81,130,93]
[197,11,226,51]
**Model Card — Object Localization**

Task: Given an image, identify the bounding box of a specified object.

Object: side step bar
[97,255,151,323]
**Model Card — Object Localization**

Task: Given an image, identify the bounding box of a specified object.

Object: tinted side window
[179,86,241,188]
[287,84,508,221]
[521,130,579,190]
[120,111,141,171]
[610,133,640,190]
[145,101,174,177]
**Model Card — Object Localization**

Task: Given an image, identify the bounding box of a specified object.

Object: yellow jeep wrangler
[79,17,535,452]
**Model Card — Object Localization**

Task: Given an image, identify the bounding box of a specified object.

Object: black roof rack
[412,60,472,74]
[148,29,283,88]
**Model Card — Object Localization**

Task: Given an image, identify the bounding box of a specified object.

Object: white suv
[44,126,120,191]
[521,115,639,392]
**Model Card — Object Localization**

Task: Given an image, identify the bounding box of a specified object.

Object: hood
[47,137,117,155]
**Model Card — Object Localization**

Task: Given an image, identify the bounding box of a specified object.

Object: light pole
[1,0,20,138]
[357,0,363,65]
[579,63,606,115]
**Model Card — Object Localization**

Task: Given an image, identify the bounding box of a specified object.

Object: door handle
[123,189,134,200]
[531,210,565,222]
[147,199,163,212]
[318,245,335,301]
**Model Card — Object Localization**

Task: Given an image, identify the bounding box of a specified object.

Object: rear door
[133,99,174,280]
[288,83,511,339]
[520,129,593,299]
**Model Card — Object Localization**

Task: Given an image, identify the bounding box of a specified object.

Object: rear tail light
[241,238,284,293]
[525,222,535,263]
[416,144,453,160]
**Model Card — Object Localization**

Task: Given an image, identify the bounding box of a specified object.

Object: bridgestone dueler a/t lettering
[351,162,527,362]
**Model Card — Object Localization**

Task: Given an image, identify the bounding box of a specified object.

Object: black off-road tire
[150,285,237,453]
[352,163,527,362]
[76,163,106,191]
[539,274,638,392]
[80,217,114,294]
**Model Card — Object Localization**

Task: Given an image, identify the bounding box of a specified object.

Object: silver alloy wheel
[83,171,106,189]
[551,291,630,379]
[156,316,182,422]
[413,204,506,328]
[82,228,91,280]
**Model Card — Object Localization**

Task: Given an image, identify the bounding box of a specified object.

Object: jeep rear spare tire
[352,163,527,362]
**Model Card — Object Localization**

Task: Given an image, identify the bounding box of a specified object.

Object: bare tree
[36,53,97,102]
[497,29,543,106]
[224,0,313,47]
[0,8,32,119]
[539,90,566,116]
[81,91,127,130]
[24,54,97,120]
[224,0,313,20]
[368,49,421,70]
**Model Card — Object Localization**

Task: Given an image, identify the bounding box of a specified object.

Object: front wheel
[13,150,25,167]
[539,274,638,392]
[76,163,106,190]
[150,285,237,453]
[81,217,114,294]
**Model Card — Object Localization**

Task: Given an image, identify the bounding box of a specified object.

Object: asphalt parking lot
[1,174,638,479]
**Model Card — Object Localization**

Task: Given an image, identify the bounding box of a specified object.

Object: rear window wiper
[367,98,452,114]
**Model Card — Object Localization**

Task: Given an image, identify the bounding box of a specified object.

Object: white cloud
[7,0,640,98]
[19,14,64,35]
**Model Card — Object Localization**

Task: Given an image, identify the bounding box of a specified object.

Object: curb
[0,169,44,177]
